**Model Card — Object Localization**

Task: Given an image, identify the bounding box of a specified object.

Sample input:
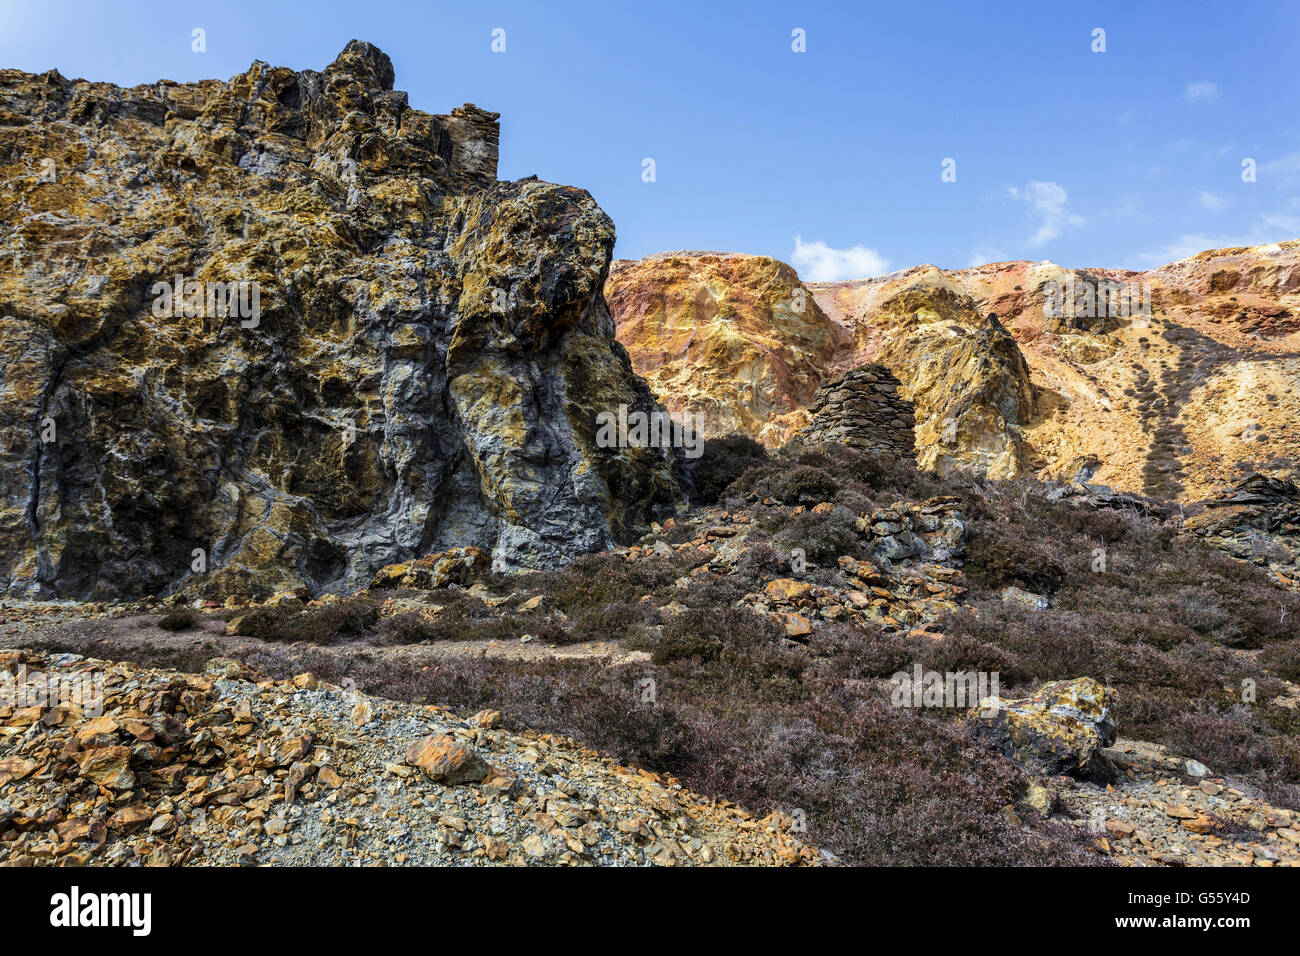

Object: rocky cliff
[0,41,680,601]
[606,252,848,445]
[610,242,1300,497]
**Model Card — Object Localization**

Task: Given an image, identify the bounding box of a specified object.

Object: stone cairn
[799,364,916,462]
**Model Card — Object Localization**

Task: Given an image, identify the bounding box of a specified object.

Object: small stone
[405,735,489,785]
[521,834,549,859]
[764,579,813,603]
[780,612,813,638]
[76,746,135,790]
[351,699,375,727]
[317,766,344,789]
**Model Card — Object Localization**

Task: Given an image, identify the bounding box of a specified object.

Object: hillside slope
[609,243,1300,498]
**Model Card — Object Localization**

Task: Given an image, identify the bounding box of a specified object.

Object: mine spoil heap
[0,41,680,603]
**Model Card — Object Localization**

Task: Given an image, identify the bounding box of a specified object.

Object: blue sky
[4,0,1299,277]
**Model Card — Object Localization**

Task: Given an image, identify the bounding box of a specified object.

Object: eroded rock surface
[0,41,679,601]
[971,677,1119,783]
[610,243,1300,497]
[606,252,846,445]
[1184,472,1300,588]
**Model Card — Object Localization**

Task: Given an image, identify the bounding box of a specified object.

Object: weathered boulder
[0,42,680,600]
[405,734,489,785]
[370,545,489,590]
[969,677,1118,782]
[854,495,965,565]
[1183,472,1300,588]
[1000,585,1049,611]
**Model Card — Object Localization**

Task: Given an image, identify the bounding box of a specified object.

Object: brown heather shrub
[735,542,789,580]
[771,505,866,566]
[564,600,657,644]
[1260,639,1300,683]
[523,551,689,615]
[690,434,768,504]
[230,597,380,644]
[232,618,1100,867]
[375,594,528,646]
[156,609,198,631]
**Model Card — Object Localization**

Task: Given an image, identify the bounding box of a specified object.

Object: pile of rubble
[0,651,821,867]
[1045,480,1171,516]
[798,365,916,461]
[1183,473,1300,589]
[622,495,968,638]
[1034,739,1300,867]
[969,678,1300,867]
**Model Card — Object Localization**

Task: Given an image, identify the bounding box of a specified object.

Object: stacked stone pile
[799,365,916,461]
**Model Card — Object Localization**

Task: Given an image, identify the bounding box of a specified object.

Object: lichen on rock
[970,677,1119,783]
[0,41,680,601]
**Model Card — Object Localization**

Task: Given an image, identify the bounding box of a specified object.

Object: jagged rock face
[606,252,847,445]
[0,42,679,601]
[811,246,1300,498]
[612,242,1300,498]
[799,364,916,462]
[864,275,1038,479]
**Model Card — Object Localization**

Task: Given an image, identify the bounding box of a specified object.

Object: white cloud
[1184,81,1219,103]
[1008,181,1084,246]
[1261,149,1300,186]
[790,235,889,281]
[1194,189,1227,211]
[1262,211,1300,233]
[966,248,1006,268]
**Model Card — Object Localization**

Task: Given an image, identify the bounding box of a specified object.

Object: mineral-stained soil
[0,650,818,866]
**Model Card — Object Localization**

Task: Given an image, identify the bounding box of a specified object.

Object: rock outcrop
[606,252,847,445]
[798,364,916,462]
[866,280,1038,479]
[1183,472,1300,588]
[0,42,680,601]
